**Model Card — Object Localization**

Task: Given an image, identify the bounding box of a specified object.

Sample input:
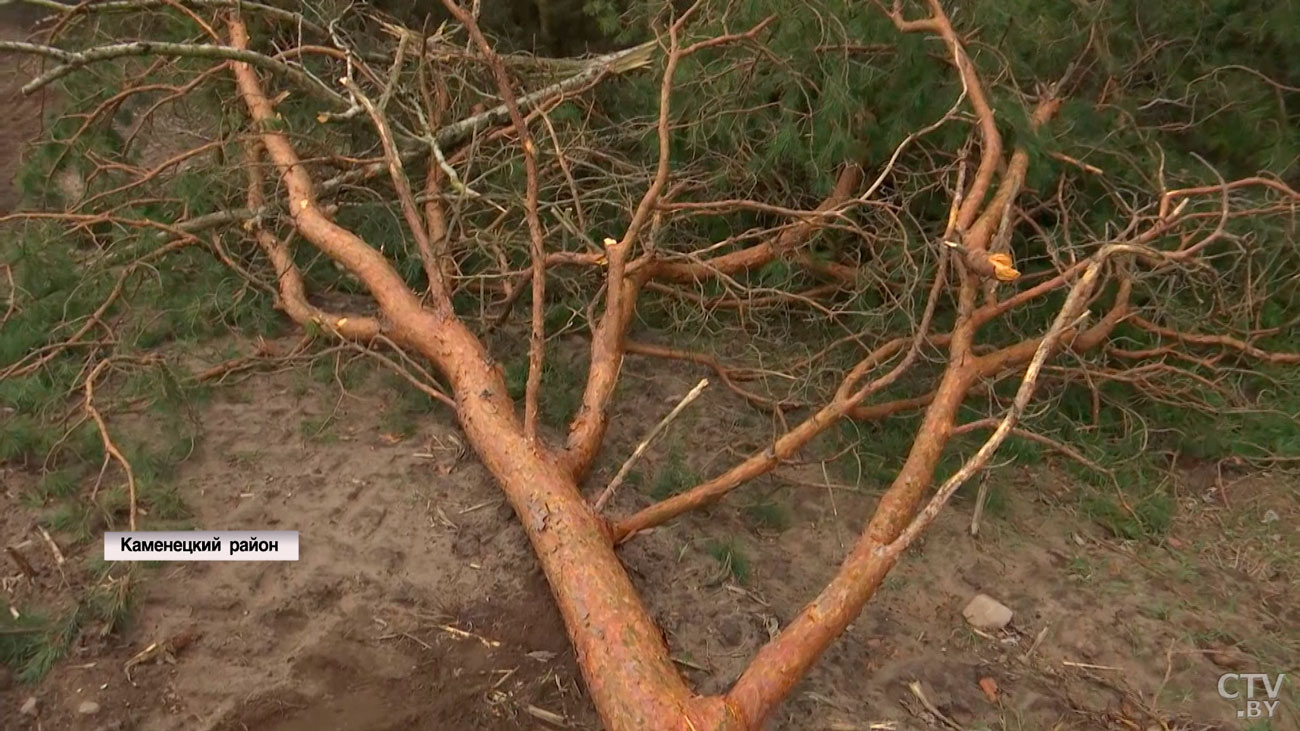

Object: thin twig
[952,419,1112,476]
[969,474,989,537]
[84,359,139,531]
[907,681,965,730]
[593,378,709,512]
[437,623,500,648]
[35,526,66,566]
[342,78,449,299]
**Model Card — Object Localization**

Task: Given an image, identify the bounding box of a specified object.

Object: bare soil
[3,342,1297,731]
[2,9,1298,731]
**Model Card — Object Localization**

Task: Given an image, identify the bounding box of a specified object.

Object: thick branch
[227,17,723,730]
[562,239,635,477]
[887,0,1001,233]
[560,7,698,479]
[243,144,384,343]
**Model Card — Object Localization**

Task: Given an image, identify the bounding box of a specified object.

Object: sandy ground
[2,345,1296,731]
[1,6,1298,731]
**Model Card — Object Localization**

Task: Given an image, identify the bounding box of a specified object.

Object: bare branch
[2,38,348,105]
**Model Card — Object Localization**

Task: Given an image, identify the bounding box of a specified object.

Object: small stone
[1073,636,1097,660]
[78,700,101,715]
[963,593,1013,631]
[1262,509,1280,524]
[20,696,38,716]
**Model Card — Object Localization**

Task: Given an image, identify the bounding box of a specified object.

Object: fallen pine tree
[2,0,1298,727]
